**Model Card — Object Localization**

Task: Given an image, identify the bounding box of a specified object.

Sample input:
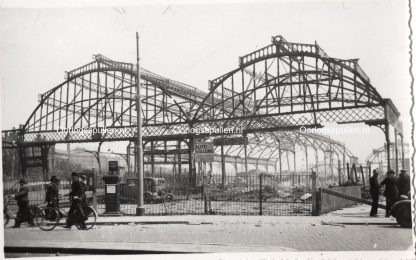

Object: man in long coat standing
[380,170,399,217]
[369,169,380,217]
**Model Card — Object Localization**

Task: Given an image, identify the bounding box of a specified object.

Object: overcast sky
[0,0,411,161]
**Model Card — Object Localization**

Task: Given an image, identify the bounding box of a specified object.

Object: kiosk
[102,174,120,214]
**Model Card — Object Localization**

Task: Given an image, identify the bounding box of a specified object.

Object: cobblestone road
[4,204,414,253]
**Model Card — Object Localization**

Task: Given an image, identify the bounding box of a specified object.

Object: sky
[0,0,411,162]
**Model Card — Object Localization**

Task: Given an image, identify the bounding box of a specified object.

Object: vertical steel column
[135,32,145,216]
[311,171,318,216]
[279,142,282,182]
[244,139,248,187]
[305,146,309,172]
[329,150,334,184]
[293,151,297,185]
[126,143,131,178]
[338,159,342,186]
[151,141,155,176]
[177,140,182,176]
[11,148,16,180]
[134,144,137,177]
[342,145,346,180]
[324,152,327,186]
[188,137,195,186]
[67,143,71,174]
[286,152,291,184]
[394,128,399,173]
[49,145,54,177]
[385,123,391,171]
[221,143,226,188]
[400,134,405,169]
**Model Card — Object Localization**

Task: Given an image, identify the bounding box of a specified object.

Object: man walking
[369,169,380,217]
[380,170,399,217]
[398,169,410,196]
[12,179,35,227]
[45,176,60,208]
[64,172,87,229]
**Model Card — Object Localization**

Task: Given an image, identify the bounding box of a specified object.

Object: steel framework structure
[2,35,402,179]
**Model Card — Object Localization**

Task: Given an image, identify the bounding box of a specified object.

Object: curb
[95,221,190,225]
[4,246,194,255]
[335,222,397,225]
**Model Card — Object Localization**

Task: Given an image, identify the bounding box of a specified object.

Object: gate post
[337,159,342,186]
[259,173,263,215]
[311,171,319,216]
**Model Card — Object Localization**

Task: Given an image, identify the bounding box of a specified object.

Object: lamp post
[135,32,145,216]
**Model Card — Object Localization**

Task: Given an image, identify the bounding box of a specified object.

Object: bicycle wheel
[35,207,60,231]
[76,207,97,230]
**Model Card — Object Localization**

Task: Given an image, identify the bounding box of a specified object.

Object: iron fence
[3,172,313,216]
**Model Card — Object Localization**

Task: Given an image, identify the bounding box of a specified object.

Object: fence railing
[112,173,313,216]
[4,173,314,216]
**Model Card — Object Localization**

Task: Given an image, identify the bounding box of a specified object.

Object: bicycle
[34,196,97,231]
[3,196,41,227]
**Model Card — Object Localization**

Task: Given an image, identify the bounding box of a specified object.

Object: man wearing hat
[79,174,88,206]
[369,169,380,217]
[380,170,399,217]
[12,179,35,227]
[398,169,410,196]
[65,172,87,229]
[45,176,60,209]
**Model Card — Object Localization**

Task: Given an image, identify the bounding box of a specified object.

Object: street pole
[136,32,145,216]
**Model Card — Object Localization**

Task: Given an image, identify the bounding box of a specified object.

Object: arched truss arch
[21,55,202,143]
[192,35,398,132]
[206,131,353,170]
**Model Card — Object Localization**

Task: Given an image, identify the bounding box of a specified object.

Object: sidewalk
[93,204,396,226]
[4,204,413,254]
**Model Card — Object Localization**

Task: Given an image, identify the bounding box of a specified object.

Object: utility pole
[136,32,145,216]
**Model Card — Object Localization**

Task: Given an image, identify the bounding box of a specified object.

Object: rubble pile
[209,178,312,202]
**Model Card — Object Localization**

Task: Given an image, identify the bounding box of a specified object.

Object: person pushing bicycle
[64,172,87,229]
[11,179,35,228]
[45,176,60,208]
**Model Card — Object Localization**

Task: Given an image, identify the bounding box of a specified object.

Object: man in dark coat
[380,170,399,217]
[64,172,87,229]
[398,170,410,196]
[79,174,88,207]
[45,176,60,208]
[369,169,380,217]
[12,179,35,227]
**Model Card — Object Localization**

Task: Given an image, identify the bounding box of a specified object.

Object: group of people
[369,169,410,217]
[9,172,89,229]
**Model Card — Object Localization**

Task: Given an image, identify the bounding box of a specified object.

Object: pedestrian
[369,169,380,217]
[380,170,399,217]
[201,171,213,214]
[79,174,88,207]
[64,172,87,229]
[12,179,35,228]
[397,169,410,196]
[45,176,60,208]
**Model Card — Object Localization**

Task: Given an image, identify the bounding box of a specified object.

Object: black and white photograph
[0,0,414,258]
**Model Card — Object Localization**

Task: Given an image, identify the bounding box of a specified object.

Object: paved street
[4,204,414,254]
